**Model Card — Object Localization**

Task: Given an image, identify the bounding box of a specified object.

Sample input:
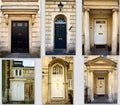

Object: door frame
[11,21,29,53]
[9,16,32,53]
[94,19,107,45]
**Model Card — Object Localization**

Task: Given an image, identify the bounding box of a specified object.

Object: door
[97,77,105,95]
[54,17,66,49]
[11,21,29,53]
[11,81,24,101]
[94,19,107,45]
[51,64,65,99]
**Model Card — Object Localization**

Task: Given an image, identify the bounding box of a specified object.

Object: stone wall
[2,60,35,103]
[45,0,76,53]
[42,56,73,104]
[0,0,40,54]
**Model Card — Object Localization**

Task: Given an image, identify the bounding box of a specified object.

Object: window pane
[15,70,18,76]
[19,70,21,76]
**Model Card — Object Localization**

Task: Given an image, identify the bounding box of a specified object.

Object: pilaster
[111,9,118,54]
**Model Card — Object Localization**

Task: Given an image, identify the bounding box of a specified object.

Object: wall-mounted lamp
[58,0,64,12]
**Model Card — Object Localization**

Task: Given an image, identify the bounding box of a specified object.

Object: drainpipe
[7,60,10,103]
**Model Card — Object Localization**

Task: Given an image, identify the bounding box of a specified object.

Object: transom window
[68,72,73,89]
[55,17,66,24]
[52,64,63,75]
[96,21,105,24]
[14,69,23,77]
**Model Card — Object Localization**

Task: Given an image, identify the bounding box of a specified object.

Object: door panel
[11,21,29,53]
[97,77,105,95]
[94,19,107,45]
[11,81,24,101]
[55,23,66,49]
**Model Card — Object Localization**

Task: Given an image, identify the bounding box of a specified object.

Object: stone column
[108,71,112,102]
[64,66,68,103]
[87,67,90,99]
[84,8,90,54]
[90,71,94,101]
[111,9,118,54]
[47,67,51,103]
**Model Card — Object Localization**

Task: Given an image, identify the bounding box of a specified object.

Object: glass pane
[13,23,16,27]
[19,70,21,76]
[17,23,23,27]
[55,17,66,23]
[15,70,18,76]
[53,64,63,75]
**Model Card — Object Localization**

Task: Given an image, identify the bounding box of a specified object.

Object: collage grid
[0,0,120,105]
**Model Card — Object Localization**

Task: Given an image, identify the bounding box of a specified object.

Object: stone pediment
[85,57,117,66]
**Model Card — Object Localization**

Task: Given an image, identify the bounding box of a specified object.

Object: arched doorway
[51,63,65,99]
[54,15,66,49]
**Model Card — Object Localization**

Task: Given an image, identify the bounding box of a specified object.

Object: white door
[94,19,107,45]
[51,64,65,99]
[97,77,105,95]
[11,81,24,101]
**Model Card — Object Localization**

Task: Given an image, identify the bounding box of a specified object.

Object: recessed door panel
[11,21,29,53]
[94,19,107,45]
[97,77,105,95]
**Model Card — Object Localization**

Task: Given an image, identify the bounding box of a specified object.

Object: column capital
[112,8,118,12]
[83,8,90,12]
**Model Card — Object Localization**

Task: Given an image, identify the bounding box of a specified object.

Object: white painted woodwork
[97,77,105,95]
[94,19,107,45]
[11,81,24,101]
[51,64,65,99]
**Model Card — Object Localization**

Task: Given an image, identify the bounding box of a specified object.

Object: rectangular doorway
[11,81,24,101]
[11,21,29,53]
[97,77,105,95]
[94,19,107,45]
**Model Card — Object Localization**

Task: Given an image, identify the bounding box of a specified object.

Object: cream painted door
[94,19,107,45]
[51,64,65,99]
[11,81,24,101]
[97,77,105,95]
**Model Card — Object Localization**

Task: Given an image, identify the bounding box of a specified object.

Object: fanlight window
[52,64,63,75]
[55,17,66,23]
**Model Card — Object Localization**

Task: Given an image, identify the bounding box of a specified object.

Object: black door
[55,22,66,49]
[11,21,29,53]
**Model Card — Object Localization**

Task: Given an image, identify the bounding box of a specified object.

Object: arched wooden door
[51,64,65,99]
[54,17,66,49]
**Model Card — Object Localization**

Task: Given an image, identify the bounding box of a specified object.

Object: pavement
[90,45,111,55]
[89,95,117,104]
[4,53,40,58]
[46,49,75,55]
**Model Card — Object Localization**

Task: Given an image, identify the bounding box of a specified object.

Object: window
[68,72,73,89]
[14,69,23,77]
[52,64,63,75]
